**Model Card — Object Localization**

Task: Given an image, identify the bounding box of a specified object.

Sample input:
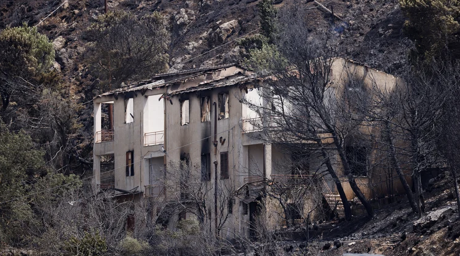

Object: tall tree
[85,11,170,91]
[243,4,375,219]
[257,0,277,43]
[0,24,55,112]
[400,0,460,60]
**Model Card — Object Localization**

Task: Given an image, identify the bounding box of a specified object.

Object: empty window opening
[287,203,302,220]
[181,100,190,125]
[201,153,211,181]
[218,93,229,120]
[291,149,310,176]
[144,95,165,146]
[242,202,248,215]
[180,152,191,200]
[126,150,134,176]
[126,214,135,232]
[345,146,367,176]
[100,154,115,189]
[125,98,134,123]
[201,96,211,122]
[95,101,114,143]
[228,199,234,214]
[220,152,229,179]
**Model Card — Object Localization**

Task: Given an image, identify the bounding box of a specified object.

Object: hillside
[0,1,410,156]
[2,1,443,255]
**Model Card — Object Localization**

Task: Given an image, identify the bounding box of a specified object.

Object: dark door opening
[249,198,262,240]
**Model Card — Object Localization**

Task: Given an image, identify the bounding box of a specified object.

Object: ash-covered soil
[252,170,460,256]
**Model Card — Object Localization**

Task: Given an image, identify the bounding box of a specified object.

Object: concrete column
[264,143,272,179]
[93,155,101,193]
[94,103,101,141]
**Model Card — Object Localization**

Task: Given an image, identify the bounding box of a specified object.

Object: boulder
[52,36,66,51]
[413,206,454,232]
[207,19,238,47]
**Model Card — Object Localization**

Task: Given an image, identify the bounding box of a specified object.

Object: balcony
[95,130,114,143]
[270,174,334,194]
[244,175,265,184]
[144,131,164,146]
[144,184,165,197]
[100,170,115,190]
[240,118,263,133]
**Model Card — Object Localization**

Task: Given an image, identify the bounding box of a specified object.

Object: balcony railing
[145,184,164,197]
[144,131,164,146]
[270,174,334,194]
[100,170,114,190]
[244,175,265,184]
[241,118,263,133]
[240,116,283,133]
[95,130,114,143]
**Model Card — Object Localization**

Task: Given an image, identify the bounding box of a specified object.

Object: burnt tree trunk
[385,120,418,214]
[451,167,460,219]
[331,131,374,218]
[317,139,352,220]
[410,132,424,217]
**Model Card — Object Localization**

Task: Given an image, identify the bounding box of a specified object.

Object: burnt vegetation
[1,0,460,255]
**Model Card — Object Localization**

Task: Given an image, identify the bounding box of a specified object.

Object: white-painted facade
[92,60,407,238]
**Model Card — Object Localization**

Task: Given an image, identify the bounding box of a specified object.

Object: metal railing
[95,130,114,143]
[240,116,284,133]
[240,118,263,133]
[270,174,334,194]
[100,170,114,190]
[144,131,164,146]
[244,175,265,183]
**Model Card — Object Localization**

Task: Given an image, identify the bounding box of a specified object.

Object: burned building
[92,59,411,238]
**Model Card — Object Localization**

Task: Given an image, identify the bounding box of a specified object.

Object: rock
[413,206,454,232]
[207,19,238,47]
[218,19,238,40]
[52,36,66,51]
[52,61,61,72]
[185,40,202,53]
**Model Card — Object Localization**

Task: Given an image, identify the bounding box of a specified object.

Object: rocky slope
[0,0,411,169]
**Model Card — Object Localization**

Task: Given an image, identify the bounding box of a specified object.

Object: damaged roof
[169,72,259,95]
[94,63,253,99]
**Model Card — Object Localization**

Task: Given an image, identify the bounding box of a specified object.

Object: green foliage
[85,11,170,91]
[257,0,278,42]
[400,0,460,60]
[241,43,287,72]
[0,24,55,111]
[238,34,269,58]
[0,123,45,245]
[64,231,107,256]
[119,236,150,256]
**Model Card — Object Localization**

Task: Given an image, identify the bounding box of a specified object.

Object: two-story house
[92,59,411,238]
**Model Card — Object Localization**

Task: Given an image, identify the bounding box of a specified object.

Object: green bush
[64,231,107,256]
[119,236,150,256]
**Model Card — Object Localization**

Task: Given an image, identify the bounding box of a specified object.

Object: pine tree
[400,0,460,60]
